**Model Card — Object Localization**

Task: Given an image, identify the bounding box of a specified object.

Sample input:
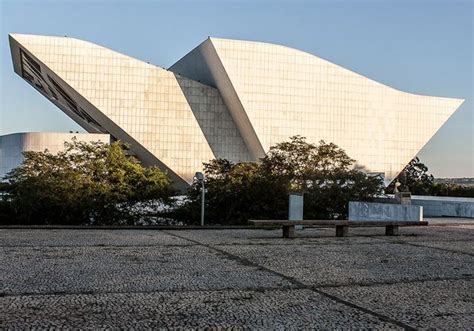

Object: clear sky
[0,0,472,177]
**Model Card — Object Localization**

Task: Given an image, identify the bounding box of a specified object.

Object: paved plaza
[0,224,473,329]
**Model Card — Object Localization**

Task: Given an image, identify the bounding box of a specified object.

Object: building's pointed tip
[9,32,34,38]
[8,33,27,45]
[207,36,216,46]
[8,33,38,44]
[446,97,465,114]
[8,32,21,40]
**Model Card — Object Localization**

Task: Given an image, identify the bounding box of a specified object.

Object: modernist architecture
[9,33,463,189]
[0,132,110,179]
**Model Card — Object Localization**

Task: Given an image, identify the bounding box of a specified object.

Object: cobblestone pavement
[1,226,473,329]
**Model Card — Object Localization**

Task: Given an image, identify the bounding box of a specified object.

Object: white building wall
[9,34,464,188]
[9,34,251,188]
[171,38,464,184]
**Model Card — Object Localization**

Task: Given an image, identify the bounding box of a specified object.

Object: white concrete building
[9,34,464,189]
[0,132,110,179]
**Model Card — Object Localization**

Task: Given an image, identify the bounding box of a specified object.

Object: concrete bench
[249,220,428,238]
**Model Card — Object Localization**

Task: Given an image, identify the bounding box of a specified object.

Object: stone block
[289,194,304,230]
[349,201,423,222]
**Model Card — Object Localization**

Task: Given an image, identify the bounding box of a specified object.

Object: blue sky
[0,0,472,177]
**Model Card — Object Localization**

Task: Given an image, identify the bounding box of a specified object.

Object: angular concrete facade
[9,34,464,188]
[9,34,251,190]
[171,38,464,183]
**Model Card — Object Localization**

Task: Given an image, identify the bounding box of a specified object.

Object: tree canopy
[175,136,384,224]
[388,156,474,197]
[0,139,174,225]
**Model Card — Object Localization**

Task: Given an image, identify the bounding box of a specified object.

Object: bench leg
[385,225,399,236]
[336,225,348,237]
[282,225,295,238]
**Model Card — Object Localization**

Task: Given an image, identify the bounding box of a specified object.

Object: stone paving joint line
[163,230,417,330]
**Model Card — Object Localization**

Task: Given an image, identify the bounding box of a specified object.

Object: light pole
[194,172,205,226]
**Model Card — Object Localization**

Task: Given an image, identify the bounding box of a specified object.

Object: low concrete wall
[410,196,474,218]
[349,201,423,222]
[377,195,474,218]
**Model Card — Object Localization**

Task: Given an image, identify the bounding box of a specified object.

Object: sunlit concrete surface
[170,37,464,184]
[9,34,252,189]
[0,226,472,329]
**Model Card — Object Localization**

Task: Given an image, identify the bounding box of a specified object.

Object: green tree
[387,157,474,197]
[174,159,288,225]
[1,139,174,225]
[177,136,384,224]
[392,157,434,194]
[304,169,384,219]
[261,136,356,192]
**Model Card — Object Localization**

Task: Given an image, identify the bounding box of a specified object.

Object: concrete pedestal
[385,225,400,236]
[336,225,348,237]
[282,225,295,238]
[289,194,304,230]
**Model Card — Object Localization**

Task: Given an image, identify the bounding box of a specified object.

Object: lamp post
[194,172,205,226]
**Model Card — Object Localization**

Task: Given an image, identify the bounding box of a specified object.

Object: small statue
[393,180,401,193]
[398,169,410,192]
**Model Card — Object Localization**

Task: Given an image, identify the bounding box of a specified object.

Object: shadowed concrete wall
[376,195,474,219]
[349,201,423,221]
[410,196,474,218]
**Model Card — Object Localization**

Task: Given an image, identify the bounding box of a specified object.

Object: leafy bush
[0,139,174,225]
[176,136,384,224]
[171,159,288,225]
[1,136,389,226]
